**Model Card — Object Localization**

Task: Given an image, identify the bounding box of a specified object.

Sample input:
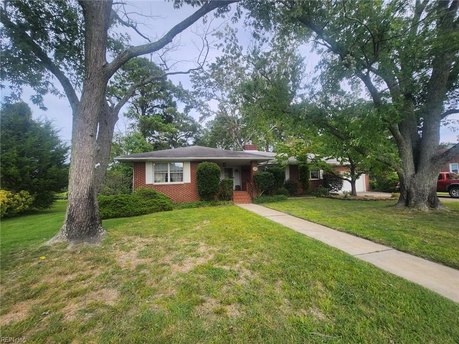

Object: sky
[5,1,459,146]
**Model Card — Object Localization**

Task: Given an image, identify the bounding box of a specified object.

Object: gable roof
[115,145,272,162]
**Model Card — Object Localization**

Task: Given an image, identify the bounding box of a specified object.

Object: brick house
[439,152,459,174]
[116,145,369,203]
[116,145,271,203]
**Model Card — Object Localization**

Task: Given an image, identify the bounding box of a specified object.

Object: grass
[264,197,459,269]
[0,203,458,343]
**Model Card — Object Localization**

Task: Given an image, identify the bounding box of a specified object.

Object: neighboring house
[116,144,369,203]
[440,152,459,174]
[322,158,370,194]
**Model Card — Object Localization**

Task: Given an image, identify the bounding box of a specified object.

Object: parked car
[437,172,459,198]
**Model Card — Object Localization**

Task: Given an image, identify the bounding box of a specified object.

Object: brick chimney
[242,144,258,151]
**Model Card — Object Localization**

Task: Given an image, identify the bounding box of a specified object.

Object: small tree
[196,162,221,201]
[253,171,275,196]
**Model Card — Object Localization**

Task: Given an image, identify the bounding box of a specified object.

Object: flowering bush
[0,189,34,218]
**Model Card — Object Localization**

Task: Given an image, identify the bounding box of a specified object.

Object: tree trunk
[397,166,439,210]
[350,179,357,196]
[94,104,119,193]
[51,1,112,243]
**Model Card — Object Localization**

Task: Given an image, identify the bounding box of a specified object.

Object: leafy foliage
[101,131,154,195]
[98,188,173,219]
[370,171,400,193]
[298,163,310,193]
[323,173,344,193]
[100,169,132,196]
[253,171,275,196]
[265,165,285,191]
[243,0,459,207]
[193,30,304,150]
[218,179,233,201]
[0,102,68,208]
[0,189,34,218]
[196,162,221,201]
[274,187,290,196]
[0,0,84,107]
[283,180,299,196]
[111,57,202,150]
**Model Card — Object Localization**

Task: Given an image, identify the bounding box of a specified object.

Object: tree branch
[111,8,151,42]
[0,8,80,113]
[441,108,459,119]
[106,0,237,77]
[112,35,210,114]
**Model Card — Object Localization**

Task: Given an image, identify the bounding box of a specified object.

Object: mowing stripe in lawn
[238,203,459,303]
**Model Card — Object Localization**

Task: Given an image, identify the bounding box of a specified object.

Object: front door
[223,167,241,190]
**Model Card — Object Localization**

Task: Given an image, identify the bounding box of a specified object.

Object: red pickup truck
[437,172,459,198]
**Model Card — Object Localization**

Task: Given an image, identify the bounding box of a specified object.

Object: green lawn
[1,203,458,343]
[264,197,459,269]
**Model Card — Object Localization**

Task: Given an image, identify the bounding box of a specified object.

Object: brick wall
[440,153,459,172]
[133,161,200,202]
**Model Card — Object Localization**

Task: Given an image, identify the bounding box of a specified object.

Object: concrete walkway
[238,203,459,303]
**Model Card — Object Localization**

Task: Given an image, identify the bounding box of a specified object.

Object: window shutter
[285,165,290,181]
[319,170,324,180]
[183,162,191,183]
[145,162,153,184]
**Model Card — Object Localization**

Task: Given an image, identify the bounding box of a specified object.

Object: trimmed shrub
[253,171,275,196]
[323,173,343,192]
[197,162,221,201]
[253,194,288,204]
[218,179,233,201]
[312,186,330,197]
[0,189,34,218]
[275,187,290,196]
[284,179,299,196]
[98,188,173,219]
[266,165,285,190]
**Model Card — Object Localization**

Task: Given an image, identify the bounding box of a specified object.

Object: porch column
[248,160,258,197]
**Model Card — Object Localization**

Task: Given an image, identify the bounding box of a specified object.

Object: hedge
[98,188,173,219]
[197,162,221,201]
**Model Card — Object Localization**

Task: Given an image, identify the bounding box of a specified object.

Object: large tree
[0,102,69,208]
[244,0,459,209]
[193,32,303,150]
[298,98,398,196]
[110,57,202,150]
[1,0,236,243]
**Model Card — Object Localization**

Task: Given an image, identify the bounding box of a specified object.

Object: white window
[450,163,459,174]
[154,162,183,183]
[310,170,320,180]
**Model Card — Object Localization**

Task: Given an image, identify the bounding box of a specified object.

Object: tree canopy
[243,0,459,208]
[0,102,69,208]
